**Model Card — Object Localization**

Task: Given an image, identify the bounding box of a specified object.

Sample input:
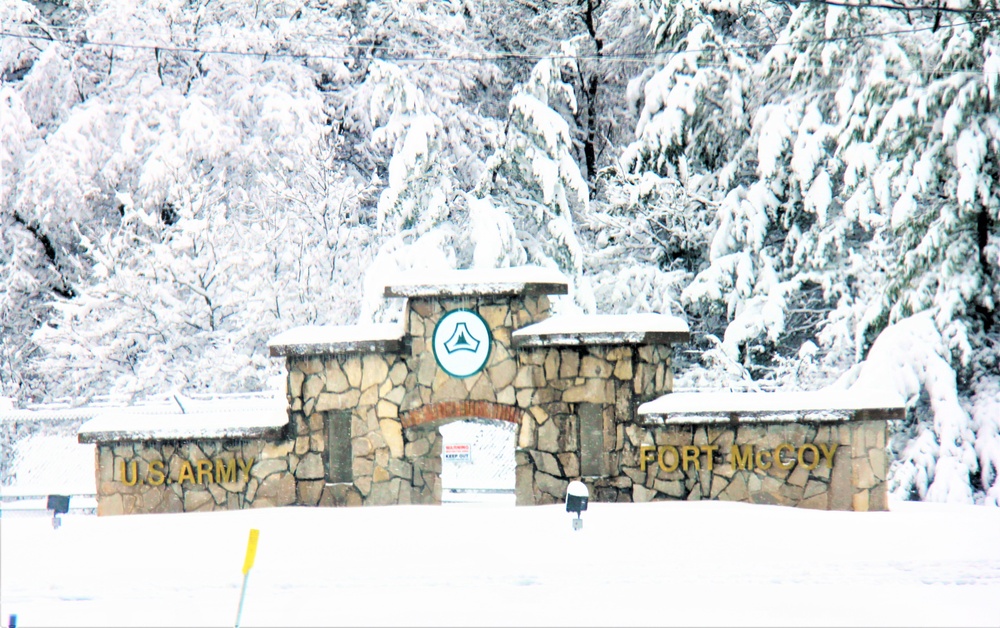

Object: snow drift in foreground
[1,500,998,627]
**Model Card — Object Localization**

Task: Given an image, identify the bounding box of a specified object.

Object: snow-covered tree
[356,61,473,323]
[622,0,999,501]
[584,170,705,316]
[367,61,453,234]
[836,312,979,503]
[5,0,375,402]
[747,2,999,501]
[474,52,589,279]
[620,0,759,182]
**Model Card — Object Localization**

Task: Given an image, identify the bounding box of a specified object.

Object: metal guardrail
[0,492,97,525]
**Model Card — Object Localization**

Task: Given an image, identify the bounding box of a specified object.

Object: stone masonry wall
[593,419,888,511]
[285,295,551,506]
[288,296,549,505]
[95,292,688,513]
[283,294,678,508]
[93,437,317,515]
[511,343,673,505]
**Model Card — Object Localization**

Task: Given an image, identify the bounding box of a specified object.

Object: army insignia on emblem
[432,310,492,378]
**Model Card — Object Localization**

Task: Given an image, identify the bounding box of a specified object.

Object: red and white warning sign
[443,443,472,462]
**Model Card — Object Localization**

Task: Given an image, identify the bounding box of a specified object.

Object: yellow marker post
[234,529,259,628]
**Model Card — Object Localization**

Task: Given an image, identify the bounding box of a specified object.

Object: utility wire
[770,0,1000,13]
[1,15,997,65]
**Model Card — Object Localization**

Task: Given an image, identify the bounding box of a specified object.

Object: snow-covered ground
[2,500,998,627]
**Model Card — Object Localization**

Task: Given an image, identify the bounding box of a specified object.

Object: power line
[771,0,1000,13]
[1,15,997,65]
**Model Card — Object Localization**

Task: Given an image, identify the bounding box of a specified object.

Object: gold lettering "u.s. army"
[118,458,254,486]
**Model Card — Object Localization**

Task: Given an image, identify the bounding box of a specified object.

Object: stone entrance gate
[80,266,903,515]
[266,268,686,506]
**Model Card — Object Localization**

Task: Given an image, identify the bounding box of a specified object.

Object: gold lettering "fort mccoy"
[118,458,254,486]
[639,444,839,473]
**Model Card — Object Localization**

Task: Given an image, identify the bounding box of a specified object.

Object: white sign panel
[432,309,492,378]
[443,443,472,462]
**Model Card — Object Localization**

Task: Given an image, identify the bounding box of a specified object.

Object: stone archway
[266,267,683,508]
[402,401,524,429]
[400,402,524,505]
[86,266,700,515]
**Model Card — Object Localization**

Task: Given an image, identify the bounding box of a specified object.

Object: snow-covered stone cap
[512,313,690,347]
[383,265,569,298]
[638,390,905,424]
[1,406,102,423]
[78,405,288,443]
[268,323,405,357]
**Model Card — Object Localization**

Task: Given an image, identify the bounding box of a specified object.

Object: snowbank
[1,501,997,626]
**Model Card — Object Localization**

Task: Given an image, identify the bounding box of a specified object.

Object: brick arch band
[401,401,525,429]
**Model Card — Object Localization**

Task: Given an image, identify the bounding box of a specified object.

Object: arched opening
[440,418,516,506]
[401,402,525,506]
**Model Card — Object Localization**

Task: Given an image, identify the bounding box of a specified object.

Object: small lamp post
[565,481,589,531]
[46,495,69,530]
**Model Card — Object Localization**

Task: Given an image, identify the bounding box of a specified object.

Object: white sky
[1,499,998,627]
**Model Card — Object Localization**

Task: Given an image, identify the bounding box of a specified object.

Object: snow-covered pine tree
[748,1,1000,503]
[368,61,452,236]
[836,4,1000,503]
[618,0,803,382]
[621,0,1000,501]
[356,61,469,323]
[473,49,589,285]
[620,0,758,183]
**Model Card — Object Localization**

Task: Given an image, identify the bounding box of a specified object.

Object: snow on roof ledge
[268,323,405,357]
[383,266,569,298]
[638,390,905,424]
[78,406,288,443]
[512,313,690,347]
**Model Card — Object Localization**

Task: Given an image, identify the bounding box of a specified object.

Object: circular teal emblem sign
[432,309,492,379]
